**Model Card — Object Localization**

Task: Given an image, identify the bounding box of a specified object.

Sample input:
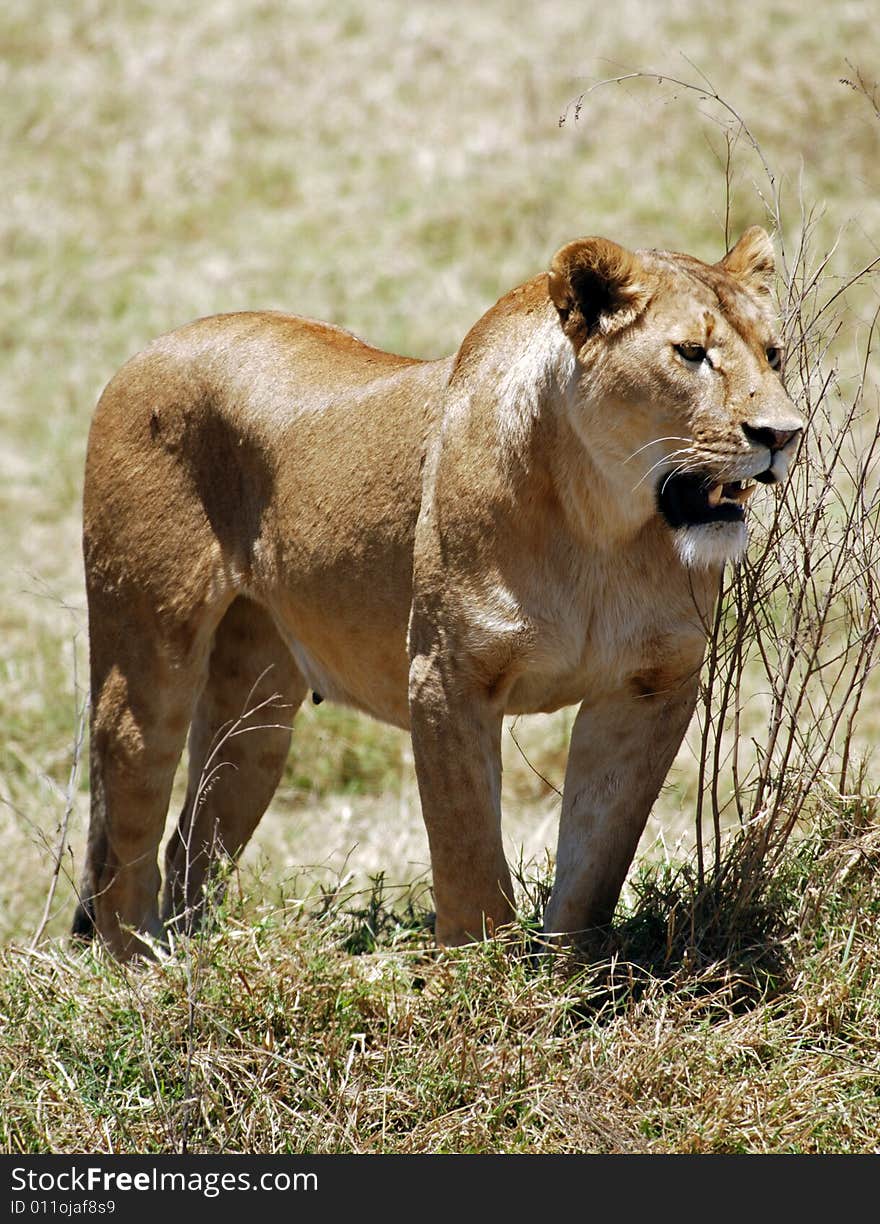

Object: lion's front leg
[408,649,515,946]
[544,678,699,944]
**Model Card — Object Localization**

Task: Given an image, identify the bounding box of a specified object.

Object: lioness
[73,227,802,959]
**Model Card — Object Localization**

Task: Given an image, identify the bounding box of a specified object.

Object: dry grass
[2,0,879,1154]
[2,811,879,1154]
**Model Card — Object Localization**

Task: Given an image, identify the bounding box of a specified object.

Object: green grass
[2,0,879,1153]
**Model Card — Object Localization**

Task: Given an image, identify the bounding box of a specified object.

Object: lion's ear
[548,237,650,345]
[718,226,776,296]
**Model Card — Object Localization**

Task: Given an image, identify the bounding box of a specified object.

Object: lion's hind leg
[73,582,222,960]
[161,596,307,936]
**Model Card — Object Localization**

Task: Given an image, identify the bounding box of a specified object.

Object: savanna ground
[2,0,879,1154]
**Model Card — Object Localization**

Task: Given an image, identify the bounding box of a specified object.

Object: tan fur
[73,229,803,958]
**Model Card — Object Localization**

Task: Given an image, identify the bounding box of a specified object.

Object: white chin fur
[673,521,748,569]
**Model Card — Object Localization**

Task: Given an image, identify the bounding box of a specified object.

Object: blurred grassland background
[2,0,878,944]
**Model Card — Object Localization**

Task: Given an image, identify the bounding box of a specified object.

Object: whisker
[623,436,692,465]
[659,459,704,497]
[630,441,756,500]
[631,447,694,492]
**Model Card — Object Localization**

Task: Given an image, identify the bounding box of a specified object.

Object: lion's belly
[252,415,428,728]
[284,628,412,728]
[264,564,414,729]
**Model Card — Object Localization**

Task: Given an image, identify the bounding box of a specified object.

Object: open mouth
[657,472,758,529]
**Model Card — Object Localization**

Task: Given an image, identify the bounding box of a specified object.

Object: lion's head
[548,226,803,568]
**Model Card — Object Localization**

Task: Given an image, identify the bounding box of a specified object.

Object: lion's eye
[767,346,782,370]
[674,343,707,365]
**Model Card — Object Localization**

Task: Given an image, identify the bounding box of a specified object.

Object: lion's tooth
[722,482,756,505]
[707,484,723,507]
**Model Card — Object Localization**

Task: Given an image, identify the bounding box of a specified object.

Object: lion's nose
[742,422,801,452]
